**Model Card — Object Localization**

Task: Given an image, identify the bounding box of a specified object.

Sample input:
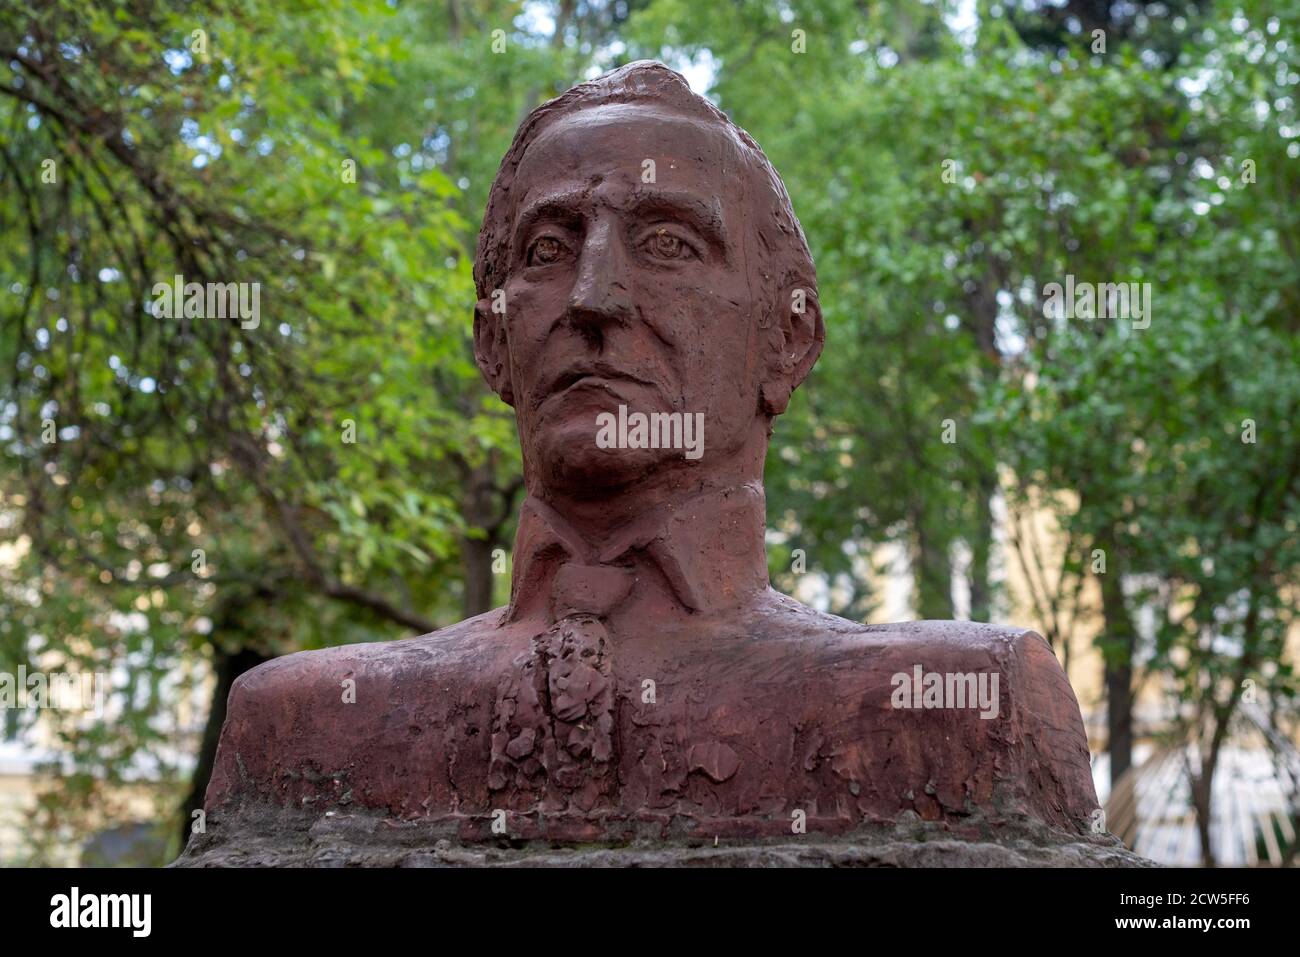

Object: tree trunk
[1099,566,1136,787]
[461,533,496,618]
[961,257,1002,624]
[461,457,503,618]
[913,509,954,619]
[1190,758,1217,867]
[968,479,995,622]
[179,644,269,850]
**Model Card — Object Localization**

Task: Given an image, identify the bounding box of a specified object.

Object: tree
[1,0,480,858]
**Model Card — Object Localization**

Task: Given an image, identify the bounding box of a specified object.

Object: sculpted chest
[205,605,1098,842]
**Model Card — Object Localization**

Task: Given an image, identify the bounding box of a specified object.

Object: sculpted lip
[544,364,656,402]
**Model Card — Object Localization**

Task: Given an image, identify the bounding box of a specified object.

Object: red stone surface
[203,61,1102,846]
[207,600,1099,839]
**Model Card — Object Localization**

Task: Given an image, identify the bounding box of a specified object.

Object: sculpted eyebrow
[511,188,729,258]
[626,190,728,252]
[513,191,586,249]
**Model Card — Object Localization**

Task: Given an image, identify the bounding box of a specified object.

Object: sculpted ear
[760,283,824,416]
[473,297,515,407]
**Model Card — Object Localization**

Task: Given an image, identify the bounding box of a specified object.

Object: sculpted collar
[506,483,770,624]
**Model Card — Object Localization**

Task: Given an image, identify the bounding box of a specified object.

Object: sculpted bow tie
[487,487,769,810]
[488,561,635,809]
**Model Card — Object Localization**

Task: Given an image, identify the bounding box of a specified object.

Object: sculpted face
[497,104,768,493]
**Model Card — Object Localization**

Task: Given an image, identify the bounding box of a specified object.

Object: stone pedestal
[176,801,1151,867]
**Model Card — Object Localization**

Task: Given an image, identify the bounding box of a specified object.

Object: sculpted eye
[528,235,569,266]
[641,227,699,262]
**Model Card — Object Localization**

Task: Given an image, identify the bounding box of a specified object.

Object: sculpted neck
[526,421,767,544]
[508,428,773,622]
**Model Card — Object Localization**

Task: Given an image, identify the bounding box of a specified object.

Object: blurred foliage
[0,0,1296,864]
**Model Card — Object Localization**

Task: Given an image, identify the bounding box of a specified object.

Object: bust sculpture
[185,62,1125,865]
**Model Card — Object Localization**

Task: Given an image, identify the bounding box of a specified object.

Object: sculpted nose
[567,221,634,338]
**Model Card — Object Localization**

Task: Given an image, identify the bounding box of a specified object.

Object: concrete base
[175,802,1154,868]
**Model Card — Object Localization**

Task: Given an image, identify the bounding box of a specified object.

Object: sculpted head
[473,61,823,503]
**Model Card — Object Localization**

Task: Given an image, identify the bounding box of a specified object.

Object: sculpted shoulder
[743,589,1065,667]
[731,591,1100,828]
[759,592,1091,735]
[233,607,507,692]
[205,607,521,812]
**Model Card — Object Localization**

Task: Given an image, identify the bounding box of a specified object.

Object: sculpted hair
[473,60,818,331]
